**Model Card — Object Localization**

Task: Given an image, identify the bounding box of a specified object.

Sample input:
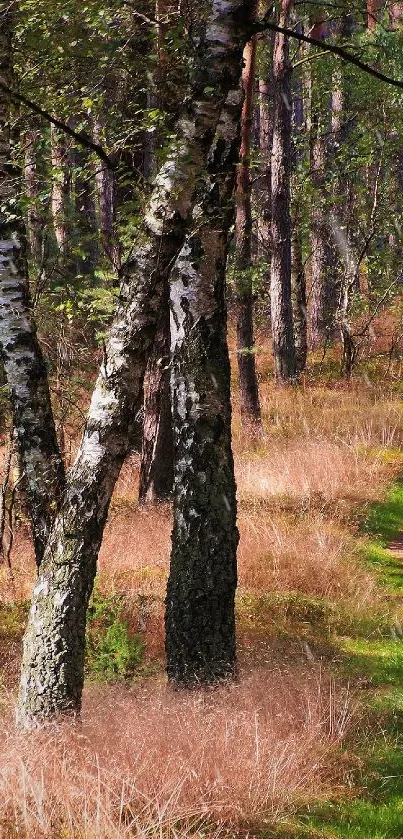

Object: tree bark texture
[50,125,71,258]
[270,0,296,381]
[308,17,337,350]
[17,0,254,727]
[93,117,121,270]
[0,7,65,568]
[235,37,261,424]
[138,279,173,502]
[24,130,44,270]
[291,220,307,373]
[73,146,99,280]
[166,87,242,685]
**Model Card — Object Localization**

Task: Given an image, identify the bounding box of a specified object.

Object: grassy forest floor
[1,322,403,837]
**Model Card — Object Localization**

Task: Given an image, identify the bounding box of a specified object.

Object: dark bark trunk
[0,8,65,569]
[166,87,242,685]
[93,118,121,270]
[235,38,261,425]
[291,221,307,373]
[367,0,381,27]
[139,0,177,499]
[17,0,254,728]
[73,147,99,280]
[138,280,173,502]
[270,0,296,381]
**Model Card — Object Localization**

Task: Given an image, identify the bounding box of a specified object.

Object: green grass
[259,482,403,839]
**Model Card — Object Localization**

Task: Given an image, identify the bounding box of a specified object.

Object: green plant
[85,589,144,680]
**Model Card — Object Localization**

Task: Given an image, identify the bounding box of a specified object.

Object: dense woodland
[1,0,403,836]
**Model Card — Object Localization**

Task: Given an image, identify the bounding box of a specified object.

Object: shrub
[86,589,144,680]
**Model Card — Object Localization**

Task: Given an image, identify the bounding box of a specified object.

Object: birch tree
[166,86,243,684]
[270,0,296,380]
[15,0,254,728]
[0,3,65,568]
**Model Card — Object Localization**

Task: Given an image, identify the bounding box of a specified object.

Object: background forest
[1,0,403,837]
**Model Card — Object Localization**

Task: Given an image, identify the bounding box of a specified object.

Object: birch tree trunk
[166,87,242,685]
[17,0,254,728]
[0,7,65,568]
[270,0,296,381]
[138,280,173,502]
[235,37,261,425]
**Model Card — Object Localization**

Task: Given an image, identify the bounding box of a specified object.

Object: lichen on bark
[17,0,254,727]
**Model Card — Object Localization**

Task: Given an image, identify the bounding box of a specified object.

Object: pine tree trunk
[0,9,65,568]
[367,0,381,27]
[270,0,296,381]
[291,220,307,373]
[308,17,337,349]
[17,0,254,728]
[73,146,99,280]
[235,37,261,425]
[257,74,273,261]
[166,88,242,685]
[93,118,121,269]
[138,280,173,502]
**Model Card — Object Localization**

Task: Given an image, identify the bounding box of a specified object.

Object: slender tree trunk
[308,16,337,349]
[166,87,242,685]
[139,0,176,500]
[17,0,254,728]
[270,0,296,381]
[257,74,273,261]
[50,125,71,258]
[24,129,43,270]
[235,37,261,425]
[291,220,307,373]
[367,0,381,27]
[138,280,173,502]
[0,7,65,568]
[73,147,99,280]
[93,118,121,270]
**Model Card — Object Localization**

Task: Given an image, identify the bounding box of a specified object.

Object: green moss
[259,481,403,839]
[0,602,29,640]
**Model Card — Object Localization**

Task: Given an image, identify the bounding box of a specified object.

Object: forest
[1,0,403,836]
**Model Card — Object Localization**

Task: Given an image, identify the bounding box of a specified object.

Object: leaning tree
[0,0,255,728]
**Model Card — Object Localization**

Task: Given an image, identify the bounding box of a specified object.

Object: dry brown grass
[0,360,401,836]
[0,670,349,838]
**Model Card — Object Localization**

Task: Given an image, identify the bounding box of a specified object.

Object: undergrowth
[263,482,403,839]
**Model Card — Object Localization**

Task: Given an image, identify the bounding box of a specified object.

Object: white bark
[18,0,254,727]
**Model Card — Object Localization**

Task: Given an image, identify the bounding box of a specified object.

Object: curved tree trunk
[166,88,242,685]
[270,0,296,381]
[17,0,254,728]
[235,37,261,425]
[0,7,65,568]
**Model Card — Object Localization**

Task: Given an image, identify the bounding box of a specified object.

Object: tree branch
[252,16,403,91]
[0,80,114,169]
